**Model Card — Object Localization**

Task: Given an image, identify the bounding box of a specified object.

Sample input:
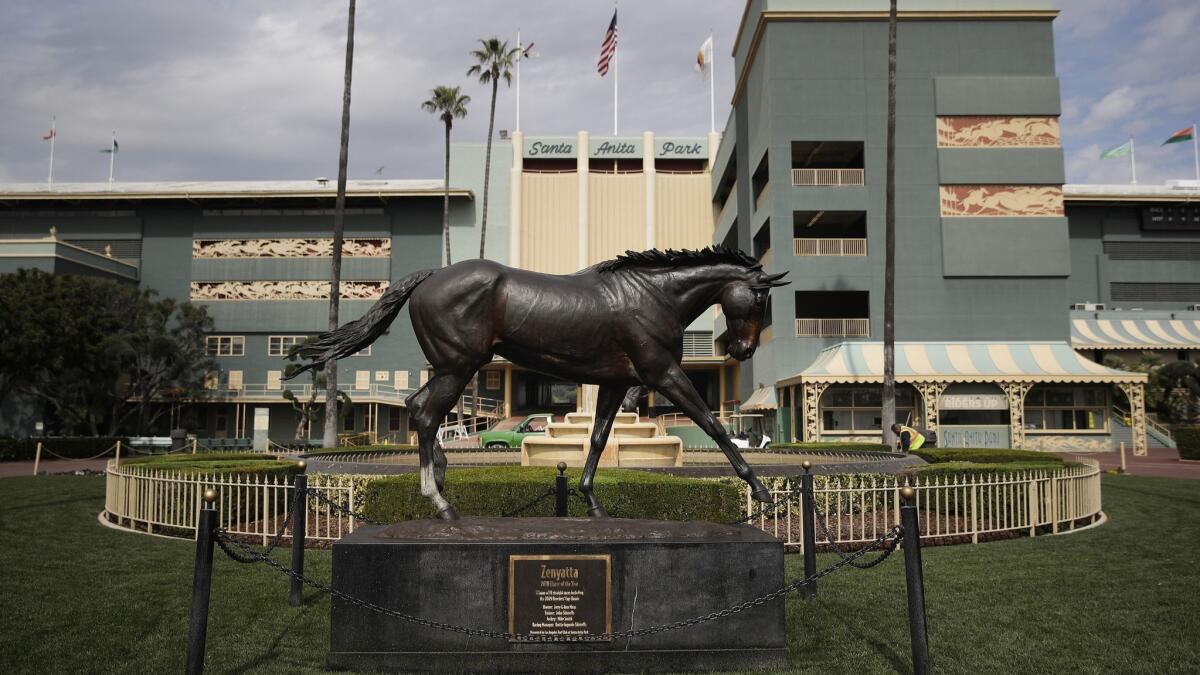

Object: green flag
[100,139,118,154]
[1099,140,1131,160]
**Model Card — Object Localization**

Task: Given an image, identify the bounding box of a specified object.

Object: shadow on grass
[1102,479,1200,507]
[225,599,320,674]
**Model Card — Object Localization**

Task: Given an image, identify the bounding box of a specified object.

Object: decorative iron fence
[747,458,1102,549]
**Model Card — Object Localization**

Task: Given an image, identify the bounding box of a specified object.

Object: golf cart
[728,413,771,449]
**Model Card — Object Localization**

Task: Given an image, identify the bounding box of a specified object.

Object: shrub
[1173,427,1200,460]
[0,437,127,462]
[359,467,742,523]
[908,461,1078,479]
[124,452,301,477]
[303,445,418,458]
[912,447,1065,466]
[767,442,892,453]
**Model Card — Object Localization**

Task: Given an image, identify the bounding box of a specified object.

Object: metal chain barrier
[808,483,901,569]
[303,487,388,526]
[40,441,120,462]
[501,488,556,518]
[212,524,902,642]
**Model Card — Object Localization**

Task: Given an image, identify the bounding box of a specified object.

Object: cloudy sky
[1,1,1196,185]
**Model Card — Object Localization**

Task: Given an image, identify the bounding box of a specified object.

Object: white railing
[1114,404,1173,442]
[208,382,416,403]
[103,462,360,542]
[793,238,868,257]
[795,318,870,337]
[745,459,1102,549]
[792,168,865,186]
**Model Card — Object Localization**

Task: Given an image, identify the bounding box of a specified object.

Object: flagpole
[516,29,521,133]
[613,2,619,136]
[708,30,716,134]
[108,131,115,184]
[1193,122,1199,181]
[47,116,56,184]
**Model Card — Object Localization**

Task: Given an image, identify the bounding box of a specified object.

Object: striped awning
[778,341,1145,386]
[741,386,777,411]
[1072,318,1200,350]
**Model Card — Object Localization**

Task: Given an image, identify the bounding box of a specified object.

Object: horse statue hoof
[750,488,775,504]
[436,505,460,521]
[587,505,610,518]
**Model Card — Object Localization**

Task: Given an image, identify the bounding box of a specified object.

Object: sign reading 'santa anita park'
[524,136,707,160]
[508,554,611,641]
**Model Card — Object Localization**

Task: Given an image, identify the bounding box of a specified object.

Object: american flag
[596,10,617,76]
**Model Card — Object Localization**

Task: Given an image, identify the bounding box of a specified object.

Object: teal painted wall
[448,140,512,265]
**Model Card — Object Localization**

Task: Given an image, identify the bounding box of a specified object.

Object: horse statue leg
[644,364,774,504]
[579,384,626,517]
[408,371,472,520]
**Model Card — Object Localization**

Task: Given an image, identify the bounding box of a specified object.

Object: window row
[205,335,370,357]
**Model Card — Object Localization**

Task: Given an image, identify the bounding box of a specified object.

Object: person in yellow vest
[890,423,934,451]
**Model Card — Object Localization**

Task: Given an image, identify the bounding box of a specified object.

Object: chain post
[289,465,308,606]
[186,489,218,675]
[800,461,818,599]
[900,486,931,675]
[33,441,43,477]
[555,462,569,517]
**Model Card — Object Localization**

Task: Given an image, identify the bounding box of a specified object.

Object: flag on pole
[597,10,617,76]
[695,35,713,74]
[522,41,538,60]
[100,139,119,154]
[1099,140,1131,159]
[42,127,55,141]
[1162,126,1195,145]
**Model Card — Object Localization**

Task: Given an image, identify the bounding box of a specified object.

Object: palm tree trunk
[443,120,452,266]
[882,0,898,448]
[324,0,355,448]
[480,75,498,259]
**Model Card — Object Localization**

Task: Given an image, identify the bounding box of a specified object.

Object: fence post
[1050,473,1060,534]
[33,441,43,477]
[186,489,217,675]
[800,461,818,599]
[1027,475,1038,537]
[289,466,308,607]
[1119,441,1126,473]
[115,439,122,468]
[555,462,569,517]
[192,438,198,455]
[900,486,931,675]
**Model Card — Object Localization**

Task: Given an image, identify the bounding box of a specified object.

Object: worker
[890,423,934,452]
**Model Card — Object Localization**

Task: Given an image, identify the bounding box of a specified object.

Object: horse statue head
[720,267,789,361]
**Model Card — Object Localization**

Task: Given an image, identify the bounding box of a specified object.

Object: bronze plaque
[508,554,611,641]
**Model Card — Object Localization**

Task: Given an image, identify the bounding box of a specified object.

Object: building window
[268,335,308,356]
[1025,387,1108,432]
[227,370,243,390]
[791,141,865,186]
[486,370,502,390]
[821,386,917,434]
[266,370,282,390]
[394,370,410,389]
[355,370,370,390]
[793,211,868,257]
[206,335,244,356]
[353,346,372,357]
[388,407,402,432]
[795,291,869,337]
[342,407,356,432]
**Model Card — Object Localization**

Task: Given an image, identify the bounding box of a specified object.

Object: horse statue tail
[285,268,436,378]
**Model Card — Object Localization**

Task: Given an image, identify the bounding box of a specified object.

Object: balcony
[792,168,865,186]
[795,318,870,338]
[793,238,868,257]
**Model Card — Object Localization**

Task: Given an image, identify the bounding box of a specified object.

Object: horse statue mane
[594,246,762,274]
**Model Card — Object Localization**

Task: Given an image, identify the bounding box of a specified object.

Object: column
[915,383,947,432]
[1000,382,1032,449]
[503,364,513,418]
[718,367,727,418]
[707,131,721,171]
[576,130,590,270]
[1119,381,1148,456]
[801,382,829,442]
[508,131,523,268]
[643,131,656,250]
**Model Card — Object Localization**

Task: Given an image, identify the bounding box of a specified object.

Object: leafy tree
[284,339,351,442]
[467,37,520,259]
[421,85,471,266]
[0,269,214,435]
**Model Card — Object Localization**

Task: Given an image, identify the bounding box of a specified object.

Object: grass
[1,475,1197,673]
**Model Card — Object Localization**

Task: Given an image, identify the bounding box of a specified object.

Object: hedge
[123,452,301,477]
[1173,427,1200,461]
[908,461,1079,479]
[0,437,126,462]
[912,447,1065,466]
[359,466,742,523]
[767,442,892,453]
[303,445,418,458]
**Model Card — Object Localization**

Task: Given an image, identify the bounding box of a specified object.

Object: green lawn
[0,475,1197,673]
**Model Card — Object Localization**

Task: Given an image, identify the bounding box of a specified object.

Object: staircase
[1110,416,1174,451]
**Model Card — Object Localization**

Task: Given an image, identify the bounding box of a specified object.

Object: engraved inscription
[509,555,611,641]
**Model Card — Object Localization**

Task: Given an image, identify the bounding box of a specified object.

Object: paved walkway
[1,458,111,478]
[1059,446,1200,480]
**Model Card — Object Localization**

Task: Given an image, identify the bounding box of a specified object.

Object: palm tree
[324,0,356,448]
[881,0,898,448]
[422,86,471,266]
[466,38,521,259]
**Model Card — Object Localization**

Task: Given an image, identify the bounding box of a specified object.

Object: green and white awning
[1072,317,1200,350]
[778,341,1144,386]
[740,386,777,411]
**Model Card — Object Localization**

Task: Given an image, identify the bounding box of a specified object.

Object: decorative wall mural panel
[936,116,1060,148]
[939,185,1064,217]
[192,238,391,258]
[190,280,389,300]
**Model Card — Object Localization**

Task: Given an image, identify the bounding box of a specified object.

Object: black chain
[808,485,901,569]
[213,525,902,642]
[303,487,388,526]
[501,488,556,518]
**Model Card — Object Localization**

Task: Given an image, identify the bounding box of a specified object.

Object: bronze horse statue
[290,247,788,519]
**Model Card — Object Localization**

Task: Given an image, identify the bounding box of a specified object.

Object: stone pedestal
[327,517,787,672]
